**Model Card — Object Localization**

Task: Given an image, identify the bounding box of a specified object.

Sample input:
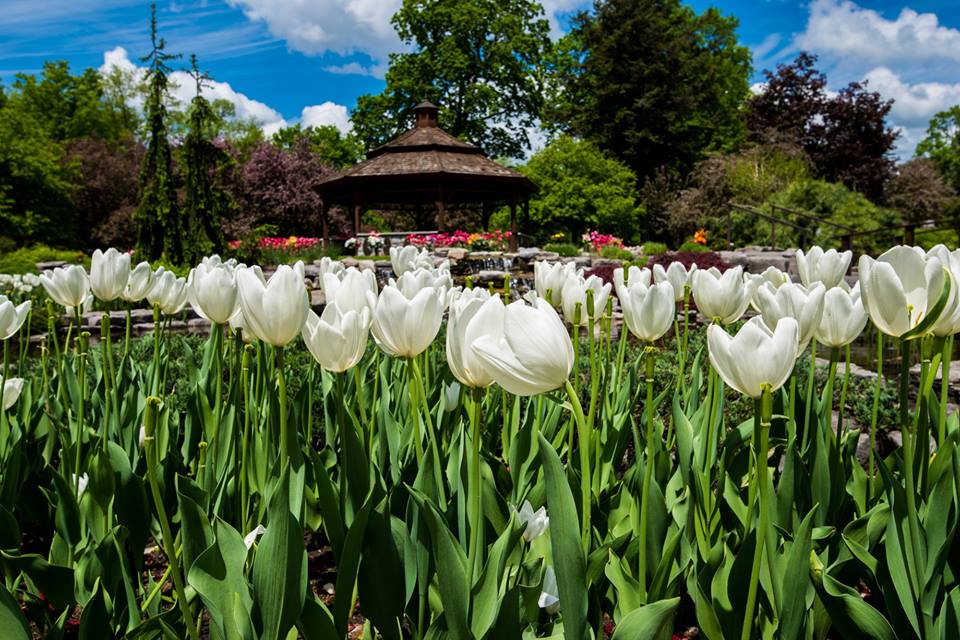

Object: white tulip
[620,280,675,343]
[446,288,496,388]
[796,246,852,289]
[538,566,560,614]
[187,255,240,325]
[316,256,344,279]
[236,262,309,347]
[707,316,799,399]
[0,296,31,340]
[471,295,574,396]
[443,381,461,412]
[561,274,611,325]
[89,248,131,302]
[512,500,549,542]
[244,525,267,550]
[755,282,826,351]
[40,264,90,309]
[391,268,452,300]
[146,270,188,316]
[2,377,24,410]
[369,284,444,358]
[321,267,378,315]
[926,244,960,337]
[72,473,89,498]
[816,285,868,348]
[138,424,146,448]
[228,308,256,343]
[748,266,790,311]
[613,265,651,302]
[692,266,754,325]
[302,302,370,372]
[123,261,154,302]
[859,246,948,338]
[534,261,579,306]
[653,261,697,301]
[390,245,433,276]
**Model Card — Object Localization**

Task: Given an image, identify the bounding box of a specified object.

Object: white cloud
[226,0,403,70]
[863,67,960,128]
[300,102,352,134]
[226,0,588,76]
[99,46,353,139]
[796,0,960,70]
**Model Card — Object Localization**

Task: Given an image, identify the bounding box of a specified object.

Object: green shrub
[642,241,668,255]
[600,246,634,260]
[543,242,581,257]
[677,241,711,253]
[0,245,89,274]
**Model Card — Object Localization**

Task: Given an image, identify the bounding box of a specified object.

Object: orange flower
[694,228,708,245]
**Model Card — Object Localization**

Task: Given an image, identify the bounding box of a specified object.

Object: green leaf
[610,597,679,640]
[0,582,30,640]
[252,464,307,640]
[815,570,896,640]
[297,596,338,640]
[78,580,112,640]
[537,432,589,640]
[333,498,373,637]
[408,486,471,640]
[0,550,75,609]
[188,520,254,640]
[175,474,214,577]
[778,507,816,640]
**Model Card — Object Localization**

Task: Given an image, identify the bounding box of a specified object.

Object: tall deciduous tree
[180,55,229,264]
[916,105,960,193]
[271,124,363,168]
[747,53,898,201]
[549,0,751,185]
[351,0,550,158]
[135,4,183,263]
[886,158,954,224]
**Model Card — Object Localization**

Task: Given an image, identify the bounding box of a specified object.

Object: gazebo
[317,101,536,252]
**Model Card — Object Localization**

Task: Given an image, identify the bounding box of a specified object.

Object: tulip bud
[90,248,131,302]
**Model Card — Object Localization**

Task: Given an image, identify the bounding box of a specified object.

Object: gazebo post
[436,185,446,232]
[320,200,330,250]
[509,198,518,252]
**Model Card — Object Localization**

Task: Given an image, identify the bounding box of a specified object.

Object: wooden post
[841,233,852,253]
[320,201,330,250]
[770,222,776,249]
[903,223,915,245]
[436,186,446,232]
[509,199,518,252]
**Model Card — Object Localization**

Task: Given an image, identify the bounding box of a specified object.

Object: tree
[549,0,751,186]
[135,4,184,263]
[519,134,641,241]
[271,124,363,168]
[916,106,960,192]
[239,138,341,242]
[180,55,229,264]
[351,0,551,158]
[747,53,898,201]
[886,158,954,224]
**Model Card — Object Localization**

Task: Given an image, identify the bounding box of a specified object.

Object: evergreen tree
[135,3,183,263]
[181,54,229,264]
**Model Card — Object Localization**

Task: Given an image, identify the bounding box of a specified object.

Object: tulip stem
[240,344,253,532]
[838,344,851,464]
[144,396,201,640]
[563,380,591,547]
[899,338,926,598]
[802,338,817,450]
[411,356,447,504]
[682,285,691,376]
[469,387,484,585]
[939,335,953,445]
[868,331,884,500]
[825,347,839,464]
[124,308,131,359]
[74,332,89,493]
[407,358,424,465]
[276,345,291,463]
[151,304,162,398]
[100,314,112,448]
[638,346,656,599]
[741,385,772,640]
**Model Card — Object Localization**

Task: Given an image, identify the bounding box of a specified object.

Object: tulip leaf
[78,579,111,640]
[188,520,254,640]
[297,595,338,640]
[537,432,589,640]
[815,570,896,640]
[407,486,471,640]
[779,507,816,640]
[175,474,214,577]
[610,597,680,640]
[252,464,307,640]
[0,582,31,640]
[357,505,405,640]
[333,498,373,637]
[0,550,75,609]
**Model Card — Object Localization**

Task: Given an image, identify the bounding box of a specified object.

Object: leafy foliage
[351,0,551,158]
[916,105,960,193]
[550,0,751,183]
[520,135,642,241]
[747,53,898,201]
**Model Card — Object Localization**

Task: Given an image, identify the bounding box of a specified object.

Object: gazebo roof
[317,102,535,208]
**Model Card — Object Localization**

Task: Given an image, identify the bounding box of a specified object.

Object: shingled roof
[317,101,535,207]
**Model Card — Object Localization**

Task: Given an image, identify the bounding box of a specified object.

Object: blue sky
[2,0,959,157]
